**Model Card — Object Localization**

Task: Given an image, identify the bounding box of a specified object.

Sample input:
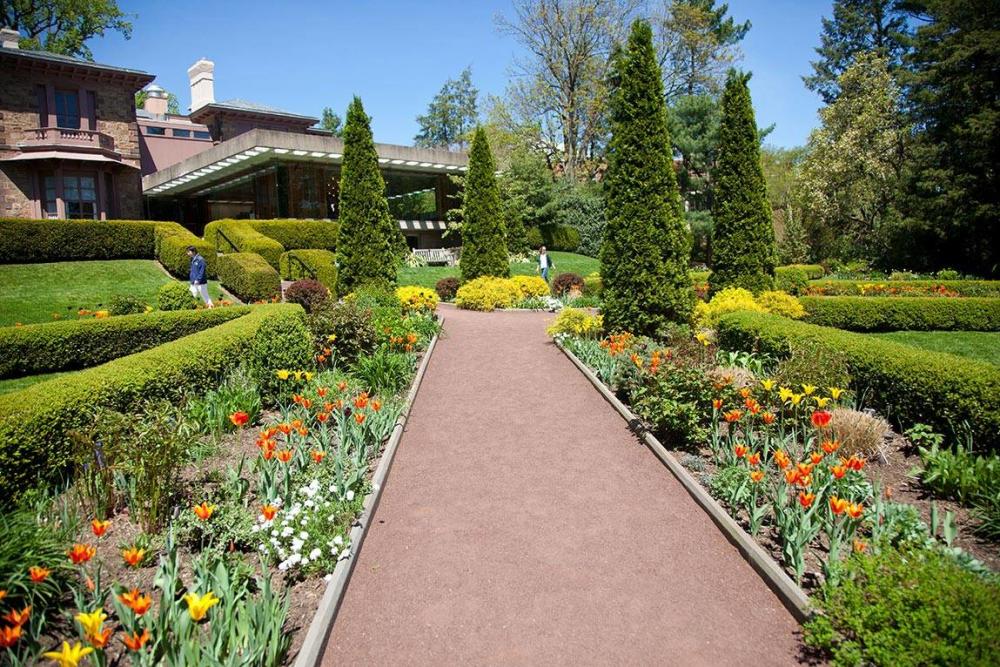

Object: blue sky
[90,0,833,148]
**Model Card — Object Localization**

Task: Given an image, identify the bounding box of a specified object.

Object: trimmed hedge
[805,279,1000,297]
[775,266,809,295]
[0,304,310,502]
[716,312,1000,450]
[800,297,1000,332]
[0,307,250,378]
[204,220,285,268]
[154,223,215,278]
[784,263,824,279]
[525,223,582,252]
[216,253,281,303]
[250,220,338,251]
[0,218,157,262]
[279,249,338,291]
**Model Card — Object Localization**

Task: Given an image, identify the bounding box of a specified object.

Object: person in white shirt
[538,245,554,281]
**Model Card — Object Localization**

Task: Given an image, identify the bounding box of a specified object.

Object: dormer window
[54,90,80,129]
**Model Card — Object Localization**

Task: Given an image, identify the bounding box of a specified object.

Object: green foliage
[805,279,1000,297]
[686,210,714,265]
[279,249,338,292]
[352,350,416,396]
[0,507,76,614]
[283,279,330,314]
[716,311,1000,450]
[785,263,825,279]
[247,219,339,251]
[628,362,713,447]
[154,223,215,277]
[506,213,530,255]
[320,106,343,136]
[0,218,155,262]
[204,220,285,269]
[919,439,1000,505]
[538,184,604,256]
[305,299,377,364]
[0,304,309,501]
[0,307,249,378]
[414,67,478,149]
[337,96,405,293]
[460,127,509,280]
[107,293,147,315]
[4,1,133,59]
[246,306,314,402]
[774,266,808,295]
[803,546,1000,666]
[709,70,776,294]
[187,365,262,442]
[524,223,582,253]
[601,20,694,335]
[158,280,197,310]
[216,253,281,303]
[583,272,603,297]
[800,297,1000,332]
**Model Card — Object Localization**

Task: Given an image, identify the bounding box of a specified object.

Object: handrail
[215,227,240,254]
[288,254,317,280]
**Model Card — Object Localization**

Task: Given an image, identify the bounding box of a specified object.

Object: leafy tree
[798,53,908,263]
[761,146,810,263]
[540,182,605,257]
[709,70,776,294]
[601,20,693,334]
[460,127,509,280]
[2,0,132,59]
[668,94,721,211]
[895,0,999,277]
[336,97,405,293]
[653,0,750,102]
[134,89,180,115]
[320,107,343,137]
[803,0,912,103]
[414,67,478,149]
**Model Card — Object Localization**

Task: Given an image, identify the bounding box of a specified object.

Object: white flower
[346,490,355,501]
[309,548,322,560]
[333,535,344,546]
[281,527,294,537]
[299,530,309,540]
[304,499,314,508]
[301,557,310,566]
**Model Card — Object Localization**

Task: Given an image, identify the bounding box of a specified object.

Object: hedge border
[249,220,339,252]
[0,304,311,502]
[525,223,581,252]
[716,312,1000,450]
[216,253,281,303]
[279,250,338,291]
[805,279,1000,298]
[204,220,285,269]
[800,296,1000,332]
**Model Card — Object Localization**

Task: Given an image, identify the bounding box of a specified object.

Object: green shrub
[283,279,330,313]
[784,263,824,279]
[774,266,809,294]
[461,128,510,281]
[800,297,1000,332]
[249,219,338,251]
[216,253,281,302]
[525,223,582,252]
[936,269,961,280]
[108,294,148,316]
[204,220,285,269]
[693,287,805,328]
[352,350,415,396]
[279,249,338,290]
[0,304,309,501]
[0,218,158,262]
[716,312,1000,450]
[805,279,1000,297]
[158,280,197,311]
[803,546,1000,666]
[583,272,603,297]
[305,299,378,364]
[154,222,215,278]
[0,307,249,378]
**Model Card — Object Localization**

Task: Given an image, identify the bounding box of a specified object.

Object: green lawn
[398,251,600,289]
[871,331,1000,366]
[0,260,224,326]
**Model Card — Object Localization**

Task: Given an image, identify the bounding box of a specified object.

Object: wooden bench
[413,248,456,266]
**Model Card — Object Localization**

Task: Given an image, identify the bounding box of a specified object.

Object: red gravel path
[321,307,803,665]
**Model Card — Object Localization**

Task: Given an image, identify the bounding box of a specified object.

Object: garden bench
[413,248,456,266]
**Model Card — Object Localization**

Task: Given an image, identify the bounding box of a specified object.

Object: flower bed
[804,279,1000,298]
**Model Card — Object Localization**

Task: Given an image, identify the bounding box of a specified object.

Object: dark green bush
[784,263,824,279]
[279,249,338,291]
[154,223,215,278]
[0,218,156,262]
[0,304,310,502]
[800,296,1000,331]
[805,279,1000,297]
[305,299,377,364]
[216,252,281,303]
[251,219,339,251]
[108,294,148,316]
[774,266,809,295]
[204,220,285,269]
[716,312,1000,450]
[460,127,509,281]
[158,281,197,311]
[0,307,249,378]
[804,546,1000,666]
[525,223,582,252]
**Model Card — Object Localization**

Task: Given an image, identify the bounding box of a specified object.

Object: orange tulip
[733,444,748,459]
[3,606,30,627]
[317,387,328,397]
[229,411,249,428]
[354,412,367,425]
[749,470,765,483]
[712,398,723,410]
[784,469,799,485]
[795,473,813,488]
[852,539,868,553]
[371,399,382,412]
[760,412,776,425]
[337,380,348,392]
[88,626,113,648]
[796,462,814,476]
[290,419,303,429]
[810,452,824,465]
[0,623,21,648]
[262,447,275,460]
[821,439,840,455]
[811,410,832,429]
[310,450,326,463]
[122,547,145,568]
[29,566,50,583]
[723,409,743,423]
[846,503,864,520]
[798,492,815,509]
[90,518,110,538]
[845,455,866,472]
[0,590,5,603]
[323,402,334,413]
[301,399,313,410]
[122,628,151,651]
[261,504,278,521]
[316,412,330,423]
[829,496,849,515]
[118,589,152,615]
[739,387,752,399]
[831,465,847,479]
[747,452,761,466]
[354,393,369,409]
[193,502,214,521]
[297,427,309,437]
[773,449,791,470]
[277,449,294,463]
[67,543,96,565]
[277,423,292,435]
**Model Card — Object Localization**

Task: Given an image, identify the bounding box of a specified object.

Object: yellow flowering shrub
[757,290,806,320]
[694,287,805,328]
[454,277,522,311]
[546,307,603,337]
[396,285,439,313]
[510,275,551,298]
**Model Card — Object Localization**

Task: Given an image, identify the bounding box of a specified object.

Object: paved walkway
[321,307,802,666]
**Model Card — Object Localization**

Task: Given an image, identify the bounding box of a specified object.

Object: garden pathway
[320,306,803,666]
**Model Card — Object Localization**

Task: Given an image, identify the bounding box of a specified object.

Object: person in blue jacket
[186,245,214,307]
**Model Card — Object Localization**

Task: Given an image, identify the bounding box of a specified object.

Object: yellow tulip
[326,333,337,342]
[42,641,94,667]
[760,379,776,391]
[802,384,817,395]
[790,393,804,405]
[74,609,107,640]
[304,372,314,381]
[694,332,710,346]
[778,387,793,402]
[275,369,290,380]
[293,371,303,381]
[814,396,831,408]
[829,387,844,400]
[183,591,220,622]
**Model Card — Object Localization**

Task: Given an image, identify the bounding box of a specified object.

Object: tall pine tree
[336,97,405,294]
[601,20,693,335]
[710,71,776,294]
[460,127,509,281]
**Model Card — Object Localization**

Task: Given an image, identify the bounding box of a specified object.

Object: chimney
[0,27,20,49]
[143,84,168,117]
[187,58,215,111]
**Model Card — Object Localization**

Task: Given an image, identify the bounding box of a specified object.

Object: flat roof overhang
[143,128,468,197]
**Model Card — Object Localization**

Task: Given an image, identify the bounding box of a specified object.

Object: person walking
[187,245,214,307]
[538,245,554,282]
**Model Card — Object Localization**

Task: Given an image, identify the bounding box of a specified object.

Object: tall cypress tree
[460,127,509,281]
[336,96,405,294]
[601,20,693,335]
[709,71,776,295]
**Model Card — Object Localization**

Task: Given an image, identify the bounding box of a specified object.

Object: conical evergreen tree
[336,96,405,294]
[709,71,776,294]
[600,20,693,334]
[460,127,509,280]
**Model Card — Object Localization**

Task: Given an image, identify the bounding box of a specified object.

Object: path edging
[293,321,442,667]
[556,340,812,622]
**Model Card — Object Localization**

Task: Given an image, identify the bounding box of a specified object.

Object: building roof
[189,99,319,124]
[0,44,154,86]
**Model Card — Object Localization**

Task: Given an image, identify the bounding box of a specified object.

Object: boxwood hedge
[216,252,281,302]
[279,249,338,290]
[801,297,1000,332]
[1,218,157,262]
[784,263,824,279]
[204,220,285,269]
[525,223,581,252]
[716,312,1000,451]
[154,223,215,277]
[0,304,311,502]
[250,219,338,251]
[805,279,1000,297]
[0,307,250,378]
